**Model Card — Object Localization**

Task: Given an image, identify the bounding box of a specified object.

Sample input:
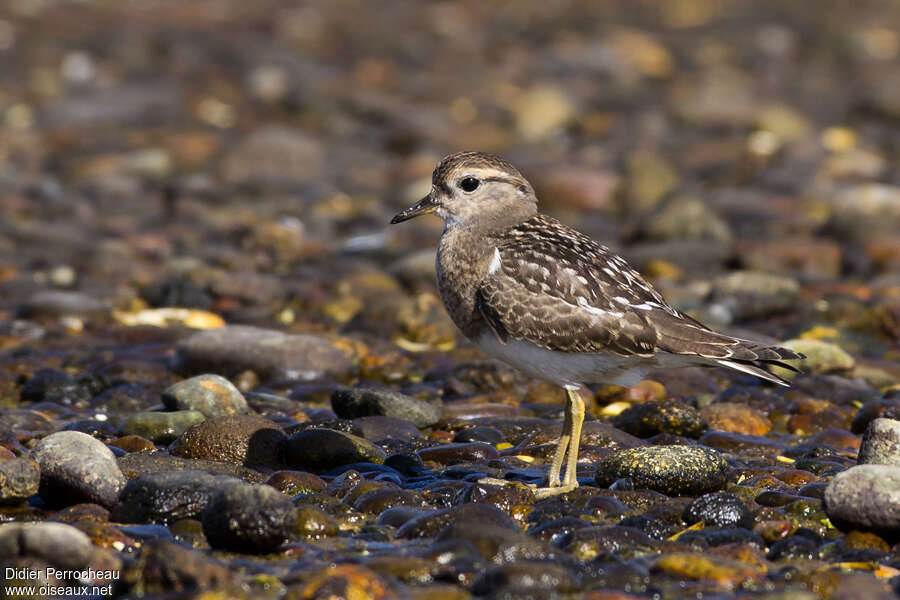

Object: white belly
[475,334,691,389]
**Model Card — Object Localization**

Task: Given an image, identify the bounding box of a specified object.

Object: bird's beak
[391,194,437,224]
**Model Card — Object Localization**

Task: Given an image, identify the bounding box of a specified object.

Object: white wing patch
[488,248,502,275]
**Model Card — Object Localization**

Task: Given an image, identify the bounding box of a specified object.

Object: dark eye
[459,177,480,193]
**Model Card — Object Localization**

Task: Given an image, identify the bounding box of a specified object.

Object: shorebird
[391,151,802,498]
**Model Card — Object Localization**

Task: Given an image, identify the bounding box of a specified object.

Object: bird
[391,151,803,498]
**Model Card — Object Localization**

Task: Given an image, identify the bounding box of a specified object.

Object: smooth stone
[116,453,266,483]
[265,470,326,495]
[351,488,425,514]
[772,339,855,379]
[128,539,233,594]
[701,402,772,436]
[0,457,40,504]
[31,431,126,508]
[612,400,707,438]
[331,387,440,428]
[824,465,900,534]
[353,416,423,442]
[595,445,728,496]
[122,411,206,444]
[20,368,92,406]
[162,374,249,418]
[396,503,518,539]
[436,521,551,564]
[0,522,96,569]
[18,290,108,320]
[201,483,297,553]
[416,442,499,464]
[472,561,580,595]
[454,426,504,444]
[375,506,434,529]
[170,414,285,467]
[709,270,799,320]
[111,470,241,524]
[858,418,900,465]
[682,493,751,528]
[176,325,351,381]
[285,428,386,473]
[566,525,660,560]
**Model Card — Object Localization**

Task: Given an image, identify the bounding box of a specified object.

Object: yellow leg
[563,387,585,488]
[547,403,571,487]
[534,386,583,499]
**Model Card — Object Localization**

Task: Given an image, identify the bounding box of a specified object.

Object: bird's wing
[476,215,802,384]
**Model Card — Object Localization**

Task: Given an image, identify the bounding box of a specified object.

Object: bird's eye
[459,177,480,193]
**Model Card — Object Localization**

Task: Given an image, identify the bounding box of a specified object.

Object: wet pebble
[682,492,751,528]
[31,431,127,508]
[453,425,504,444]
[396,502,517,539]
[117,452,266,482]
[595,445,728,496]
[129,539,234,594]
[18,290,108,320]
[416,442,499,464]
[612,400,707,438]
[161,374,249,417]
[176,325,351,380]
[332,387,440,428]
[0,457,40,504]
[701,402,772,436]
[857,418,900,465]
[201,483,297,553]
[122,410,206,444]
[285,428,387,472]
[169,414,285,467]
[111,470,240,524]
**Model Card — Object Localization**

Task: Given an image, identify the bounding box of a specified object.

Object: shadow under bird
[391,151,803,498]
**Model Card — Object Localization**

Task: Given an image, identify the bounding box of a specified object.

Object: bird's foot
[474,477,579,499]
[532,481,579,499]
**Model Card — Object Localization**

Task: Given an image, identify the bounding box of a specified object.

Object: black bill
[391,194,437,224]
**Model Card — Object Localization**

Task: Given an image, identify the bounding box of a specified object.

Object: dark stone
[111,470,240,524]
[416,442,499,464]
[565,525,659,560]
[396,503,517,539]
[768,535,820,560]
[436,521,551,564]
[472,560,580,595]
[284,428,386,473]
[612,400,708,439]
[201,483,297,553]
[331,387,440,428]
[353,416,423,442]
[122,410,206,445]
[853,398,900,434]
[0,522,97,570]
[682,493,751,528]
[170,414,285,467]
[116,453,266,483]
[20,369,92,407]
[128,539,233,595]
[454,426,504,444]
[595,445,728,496]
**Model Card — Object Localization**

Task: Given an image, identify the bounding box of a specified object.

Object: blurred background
[1,0,899,362]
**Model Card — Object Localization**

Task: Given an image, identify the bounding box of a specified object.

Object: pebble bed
[2,1,900,599]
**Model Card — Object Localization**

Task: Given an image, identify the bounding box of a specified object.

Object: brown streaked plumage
[392,151,803,497]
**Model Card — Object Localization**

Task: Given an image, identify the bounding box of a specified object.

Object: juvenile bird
[391,151,802,498]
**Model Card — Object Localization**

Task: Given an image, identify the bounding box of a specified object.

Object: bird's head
[391,151,537,229]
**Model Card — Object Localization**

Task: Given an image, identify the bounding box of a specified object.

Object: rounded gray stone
[824,464,900,534]
[0,522,95,569]
[858,418,900,465]
[176,325,351,381]
[122,410,207,444]
[30,431,126,508]
[162,374,249,418]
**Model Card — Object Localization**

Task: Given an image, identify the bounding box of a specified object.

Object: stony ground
[1,1,900,599]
